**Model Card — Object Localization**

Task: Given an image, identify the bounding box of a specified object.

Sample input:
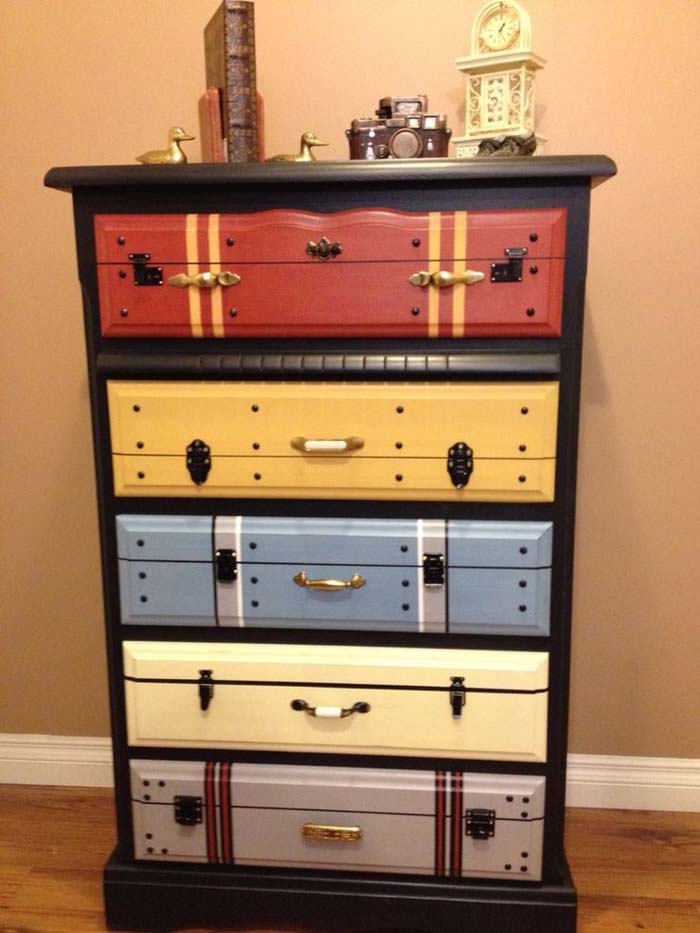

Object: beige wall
[1,0,699,756]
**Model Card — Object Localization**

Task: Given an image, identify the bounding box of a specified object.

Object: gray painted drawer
[130,759,545,881]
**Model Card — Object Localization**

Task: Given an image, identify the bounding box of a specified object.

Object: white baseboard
[566,753,700,812]
[1,735,698,811]
[0,734,113,787]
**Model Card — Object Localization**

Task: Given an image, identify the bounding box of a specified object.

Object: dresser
[45,156,615,933]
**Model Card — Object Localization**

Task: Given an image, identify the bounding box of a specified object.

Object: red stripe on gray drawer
[219,762,233,864]
[205,761,217,863]
[450,772,464,878]
[435,770,447,876]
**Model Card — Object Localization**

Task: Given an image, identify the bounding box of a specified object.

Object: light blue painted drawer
[116,515,213,560]
[116,515,552,635]
[118,560,215,626]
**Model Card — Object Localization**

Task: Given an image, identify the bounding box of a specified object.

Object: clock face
[481,6,520,51]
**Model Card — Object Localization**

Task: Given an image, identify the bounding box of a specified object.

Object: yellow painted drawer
[108,381,558,502]
[123,641,549,762]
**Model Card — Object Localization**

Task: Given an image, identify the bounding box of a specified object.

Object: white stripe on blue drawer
[214,516,243,627]
[417,519,445,634]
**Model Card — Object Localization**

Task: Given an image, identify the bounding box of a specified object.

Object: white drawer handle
[291,699,370,718]
[291,436,364,454]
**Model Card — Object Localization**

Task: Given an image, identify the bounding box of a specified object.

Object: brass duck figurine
[266,131,328,163]
[135,126,195,165]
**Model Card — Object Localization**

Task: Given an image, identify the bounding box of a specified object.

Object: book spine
[223,0,258,162]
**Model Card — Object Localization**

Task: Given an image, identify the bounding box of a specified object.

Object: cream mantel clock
[453,1,546,158]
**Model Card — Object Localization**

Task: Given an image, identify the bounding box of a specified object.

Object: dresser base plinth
[103,848,577,933]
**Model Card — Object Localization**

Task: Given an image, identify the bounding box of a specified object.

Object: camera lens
[390,129,423,159]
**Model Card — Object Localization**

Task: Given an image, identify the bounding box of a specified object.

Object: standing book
[204,0,259,162]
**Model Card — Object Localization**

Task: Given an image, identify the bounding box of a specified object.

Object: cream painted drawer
[124,641,548,763]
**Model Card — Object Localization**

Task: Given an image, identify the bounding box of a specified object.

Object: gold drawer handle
[301,823,363,842]
[293,571,366,591]
[291,699,371,718]
[167,271,241,289]
[408,269,485,288]
[290,436,364,454]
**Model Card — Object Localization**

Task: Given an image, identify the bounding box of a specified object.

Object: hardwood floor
[0,785,698,932]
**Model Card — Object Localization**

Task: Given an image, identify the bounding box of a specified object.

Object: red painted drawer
[95,208,566,338]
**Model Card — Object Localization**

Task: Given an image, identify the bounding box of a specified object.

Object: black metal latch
[198,669,214,711]
[447,442,473,489]
[186,439,211,485]
[129,252,163,286]
[449,676,467,719]
[465,809,496,840]
[174,795,203,826]
[216,548,237,582]
[423,553,445,587]
[491,246,527,283]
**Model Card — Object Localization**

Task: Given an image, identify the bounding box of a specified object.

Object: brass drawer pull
[291,699,371,718]
[290,436,364,454]
[408,269,485,288]
[293,571,366,591]
[301,823,363,842]
[167,271,241,289]
[306,237,342,260]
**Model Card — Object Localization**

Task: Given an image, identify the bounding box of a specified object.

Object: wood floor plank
[566,807,700,901]
[3,866,111,932]
[1,785,699,932]
[578,897,700,932]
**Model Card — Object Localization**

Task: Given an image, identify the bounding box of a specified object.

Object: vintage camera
[346,96,451,160]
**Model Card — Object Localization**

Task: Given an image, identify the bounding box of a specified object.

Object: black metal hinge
[174,795,203,826]
[447,442,473,489]
[491,246,527,283]
[198,669,214,711]
[129,252,163,286]
[186,439,211,485]
[449,676,467,718]
[465,809,496,839]
[215,548,237,582]
[422,553,445,587]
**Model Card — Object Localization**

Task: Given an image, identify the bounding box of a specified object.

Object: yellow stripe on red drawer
[185,214,203,338]
[452,211,467,338]
[208,214,224,338]
[428,212,469,338]
[428,212,441,338]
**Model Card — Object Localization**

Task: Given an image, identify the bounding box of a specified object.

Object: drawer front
[116,514,212,560]
[95,208,565,338]
[119,560,215,626]
[130,759,545,880]
[116,515,551,635]
[123,642,548,762]
[447,520,553,567]
[108,381,558,503]
[448,568,551,636]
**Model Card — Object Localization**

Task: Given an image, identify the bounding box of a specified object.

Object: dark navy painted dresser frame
[45,157,616,933]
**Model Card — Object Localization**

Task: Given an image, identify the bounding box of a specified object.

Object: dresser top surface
[44,155,616,193]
